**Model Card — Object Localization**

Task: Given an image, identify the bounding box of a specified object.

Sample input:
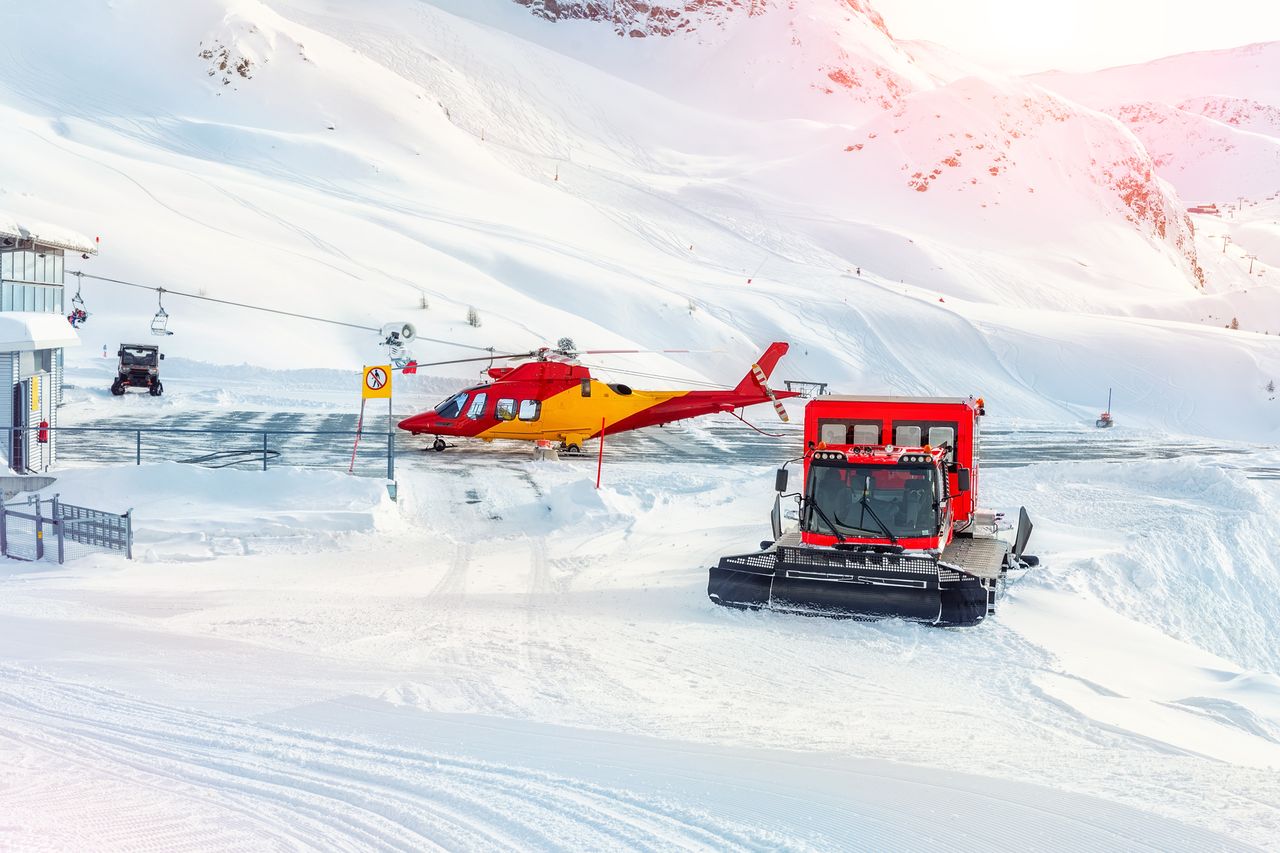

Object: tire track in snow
[0,669,774,852]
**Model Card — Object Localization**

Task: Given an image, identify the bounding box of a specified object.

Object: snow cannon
[708,396,1037,626]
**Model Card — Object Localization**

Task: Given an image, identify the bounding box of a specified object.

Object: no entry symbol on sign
[362,365,393,399]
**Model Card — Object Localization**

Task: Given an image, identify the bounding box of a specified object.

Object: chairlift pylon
[151,290,174,336]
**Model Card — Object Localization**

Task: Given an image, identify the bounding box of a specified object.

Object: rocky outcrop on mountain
[512,0,890,39]
[1177,96,1280,136]
[1098,100,1280,201]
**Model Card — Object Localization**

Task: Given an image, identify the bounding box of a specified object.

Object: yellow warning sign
[30,376,40,412]
[362,365,392,399]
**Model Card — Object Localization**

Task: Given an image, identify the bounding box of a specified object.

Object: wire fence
[0,494,133,563]
[3,425,396,479]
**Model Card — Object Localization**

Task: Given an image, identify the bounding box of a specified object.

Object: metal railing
[2,425,396,479]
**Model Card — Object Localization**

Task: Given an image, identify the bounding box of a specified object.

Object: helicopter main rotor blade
[573,348,721,355]
[394,352,531,370]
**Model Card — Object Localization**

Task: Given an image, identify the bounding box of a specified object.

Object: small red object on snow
[939,297,945,302]
[402,361,418,374]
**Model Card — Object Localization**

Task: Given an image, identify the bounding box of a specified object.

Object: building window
[518,399,541,421]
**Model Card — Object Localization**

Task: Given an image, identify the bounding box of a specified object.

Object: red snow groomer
[708,396,1036,626]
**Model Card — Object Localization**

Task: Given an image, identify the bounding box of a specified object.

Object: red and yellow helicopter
[399,341,798,452]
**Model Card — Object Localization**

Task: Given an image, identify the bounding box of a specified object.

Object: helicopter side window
[518,399,541,421]
[496,398,517,421]
[466,392,488,420]
[434,392,467,419]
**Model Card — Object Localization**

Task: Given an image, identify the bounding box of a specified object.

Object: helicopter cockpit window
[518,399,541,421]
[496,398,517,421]
[434,391,467,419]
[466,392,488,419]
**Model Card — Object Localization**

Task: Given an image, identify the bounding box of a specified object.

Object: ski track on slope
[0,665,1258,853]
[0,669,775,852]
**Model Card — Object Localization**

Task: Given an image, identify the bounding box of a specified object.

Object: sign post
[351,365,393,474]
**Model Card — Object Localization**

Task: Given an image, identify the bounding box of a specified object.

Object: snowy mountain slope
[1030,43,1280,202]
[1180,95,1280,137]
[758,74,1205,304]
[0,0,1276,441]
[484,0,1207,297]
[1106,102,1280,201]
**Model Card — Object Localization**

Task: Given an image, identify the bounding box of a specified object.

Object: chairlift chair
[67,280,90,328]
[151,291,174,336]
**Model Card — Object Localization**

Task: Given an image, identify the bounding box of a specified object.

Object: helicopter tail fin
[733,342,789,395]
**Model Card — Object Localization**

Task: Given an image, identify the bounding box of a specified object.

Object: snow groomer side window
[820,423,847,444]
[895,425,922,447]
[816,420,881,445]
[496,398,517,421]
[929,427,956,460]
[466,392,488,419]
[893,421,958,454]
[852,424,880,445]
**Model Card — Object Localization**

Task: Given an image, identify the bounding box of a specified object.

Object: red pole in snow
[348,398,367,474]
[596,417,606,489]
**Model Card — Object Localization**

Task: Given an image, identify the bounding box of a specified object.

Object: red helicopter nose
[398,413,436,434]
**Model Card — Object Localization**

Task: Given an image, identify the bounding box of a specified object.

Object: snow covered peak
[1031,41,1280,110]
[512,0,891,39]
[502,0,932,123]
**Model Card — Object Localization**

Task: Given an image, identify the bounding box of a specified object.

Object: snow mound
[992,457,1280,673]
[38,464,392,562]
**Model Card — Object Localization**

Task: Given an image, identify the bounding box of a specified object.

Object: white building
[0,216,97,472]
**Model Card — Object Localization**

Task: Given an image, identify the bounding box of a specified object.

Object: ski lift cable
[388,354,733,390]
[67,271,496,353]
[574,360,731,390]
